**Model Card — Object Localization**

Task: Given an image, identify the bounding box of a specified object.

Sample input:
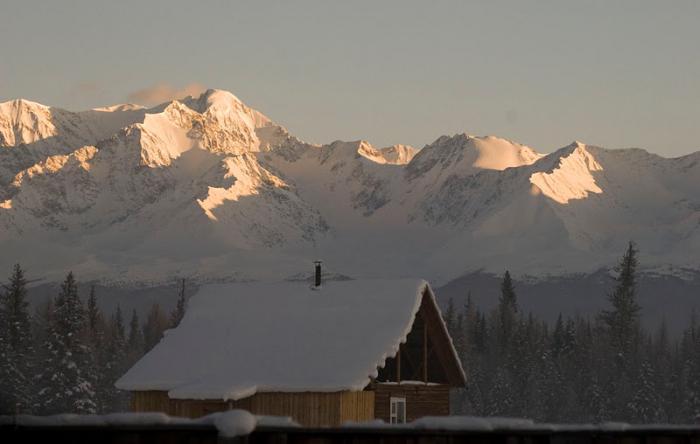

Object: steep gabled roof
[116,279,464,401]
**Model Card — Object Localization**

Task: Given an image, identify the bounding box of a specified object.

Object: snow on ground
[0,410,298,438]
[4,412,700,434]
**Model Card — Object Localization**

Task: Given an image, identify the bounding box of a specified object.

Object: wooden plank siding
[339,391,375,424]
[130,390,374,427]
[130,390,173,414]
[373,383,450,423]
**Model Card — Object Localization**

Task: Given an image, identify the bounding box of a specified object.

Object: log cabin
[116,274,466,427]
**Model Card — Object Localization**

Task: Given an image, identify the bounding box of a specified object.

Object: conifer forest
[2,243,700,423]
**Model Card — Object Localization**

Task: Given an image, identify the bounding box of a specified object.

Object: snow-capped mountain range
[1,89,698,286]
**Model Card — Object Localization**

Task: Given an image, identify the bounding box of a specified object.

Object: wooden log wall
[373,383,450,423]
[339,391,375,424]
[130,390,375,427]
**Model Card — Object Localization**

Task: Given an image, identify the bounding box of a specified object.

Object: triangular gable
[374,286,466,387]
[417,285,466,386]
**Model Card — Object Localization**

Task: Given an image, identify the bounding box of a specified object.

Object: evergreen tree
[500,270,518,312]
[0,264,33,413]
[35,272,97,414]
[552,314,566,357]
[597,242,642,420]
[1,264,32,350]
[442,242,700,423]
[473,311,488,354]
[98,305,128,412]
[463,292,477,351]
[600,242,641,356]
[112,306,126,347]
[31,298,54,351]
[30,297,55,414]
[651,320,674,421]
[684,322,700,422]
[444,297,456,336]
[486,367,515,416]
[497,270,518,348]
[453,311,465,358]
[143,303,168,352]
[463,309,488,413]
[630,359,662,422]
[127,309,144,365]
[170,278,187,328]
[84,285,107,411]
[86,285,104,339]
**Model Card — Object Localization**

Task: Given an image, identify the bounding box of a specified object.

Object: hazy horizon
[1,0,699,156]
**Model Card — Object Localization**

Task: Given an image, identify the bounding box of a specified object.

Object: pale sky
[1,0,699,156]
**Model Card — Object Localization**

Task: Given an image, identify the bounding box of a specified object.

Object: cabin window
[390,397,406,424]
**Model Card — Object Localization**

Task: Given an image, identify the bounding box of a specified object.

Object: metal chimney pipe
[314,261,322,287]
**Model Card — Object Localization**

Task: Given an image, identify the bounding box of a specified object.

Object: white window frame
[390,396,407,424]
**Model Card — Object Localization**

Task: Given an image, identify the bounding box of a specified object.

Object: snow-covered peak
[182,89,241,112]
[92,103,145,113]
[470,135,543,170]
[529,142,603,204]
[379,144,417,165]
[12,145,97,187]
[331,141,419,165]
[356,140,385,163]
[315,140,370,163]
[201,89,245,109]
[313,139,408,166]
[181,89,271,127]
[406,133,542,181]
[133,107,199,167]
[1,90,699,283]
[0,97,151,155]
[177,89,290,153]
[0,97,49,113]
[0,98,56,147]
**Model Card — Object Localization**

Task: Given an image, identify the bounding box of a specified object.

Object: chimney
[314,261,322,287]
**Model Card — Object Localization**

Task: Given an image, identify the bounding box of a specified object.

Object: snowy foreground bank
[3,411,700,439]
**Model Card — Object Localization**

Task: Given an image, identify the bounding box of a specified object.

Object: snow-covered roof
[116,279,461,401]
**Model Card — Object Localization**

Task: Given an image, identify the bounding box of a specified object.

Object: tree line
[0,268,187,414]
[447,242,700,423]
[3,243,699,422]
